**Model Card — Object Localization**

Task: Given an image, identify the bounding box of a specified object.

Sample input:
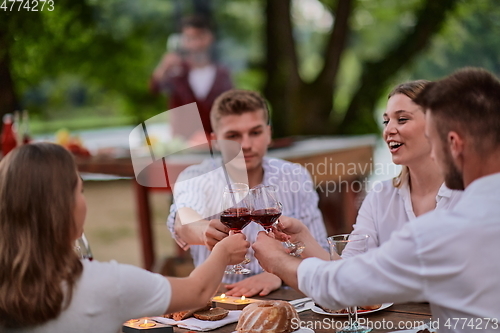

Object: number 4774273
[1,0,55,11]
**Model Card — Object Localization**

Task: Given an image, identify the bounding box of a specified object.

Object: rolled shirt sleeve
[298,222,425,310]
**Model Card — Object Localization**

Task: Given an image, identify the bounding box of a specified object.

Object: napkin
[152,310,242,331]
[288,297,313,313]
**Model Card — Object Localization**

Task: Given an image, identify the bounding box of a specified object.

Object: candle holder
[122,318,173,333]
[212,293,228,302]
[211,295,261,310]
[234,296,250,304]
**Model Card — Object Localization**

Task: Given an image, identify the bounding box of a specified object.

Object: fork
[290,298,313,309]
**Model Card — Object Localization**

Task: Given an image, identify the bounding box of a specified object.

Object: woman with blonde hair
[268,80,463,260]
[0,143,249,332]
[342,80,463,256]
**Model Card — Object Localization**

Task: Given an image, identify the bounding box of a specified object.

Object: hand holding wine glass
[213,232,250,266]
[250,185,305,257]
[202,218,231,251]
[220,183,252,274]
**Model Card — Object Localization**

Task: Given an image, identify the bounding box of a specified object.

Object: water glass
[327,234,371,333]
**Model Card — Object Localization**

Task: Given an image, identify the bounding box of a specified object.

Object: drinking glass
[220,183,252,274]
[250,185,305,257]
[75,233,93,260]
[327,234,371,333]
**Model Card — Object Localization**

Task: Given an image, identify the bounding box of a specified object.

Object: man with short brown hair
[150,14,233,137]
[167,89,328,297]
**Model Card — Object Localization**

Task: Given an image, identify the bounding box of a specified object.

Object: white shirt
[188,65,216,100]
[343,177,463,258]
[5,260,171,333]
[167,157,328,284]
[298,173,500,333]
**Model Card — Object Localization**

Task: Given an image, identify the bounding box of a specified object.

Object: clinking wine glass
[220,183,252,274]
[250,185,305,257]
[74,233,93,260]
[327,234,371,333]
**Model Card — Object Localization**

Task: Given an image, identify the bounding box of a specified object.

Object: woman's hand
[213,232,250,265]
[272,216,309,242]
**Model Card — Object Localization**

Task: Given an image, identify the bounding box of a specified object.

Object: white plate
[309,302,393,316]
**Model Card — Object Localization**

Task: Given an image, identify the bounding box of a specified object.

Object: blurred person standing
[150,15,233,140]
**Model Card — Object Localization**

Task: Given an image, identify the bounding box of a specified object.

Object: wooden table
[77,135,377,271]
[172,287,431,333]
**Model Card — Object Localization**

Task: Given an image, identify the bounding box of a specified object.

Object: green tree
[0,0,173,127]
[264,0,459,137]
[410,0,500,80]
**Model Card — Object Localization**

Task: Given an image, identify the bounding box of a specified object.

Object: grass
[30,114,137,135]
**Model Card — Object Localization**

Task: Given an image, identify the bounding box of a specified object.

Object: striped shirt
[166,157,328,284]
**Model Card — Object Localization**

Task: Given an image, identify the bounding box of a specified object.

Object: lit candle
[212,293,227,301]
[139,319,156,328]
[125,319,140,324]
[234,296,250,304]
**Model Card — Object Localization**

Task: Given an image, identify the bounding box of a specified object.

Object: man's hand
[252,231,290,274]
[224,272,282,297]
[152,52,182,81]
[202,219,230,250]
[252,231,302,290]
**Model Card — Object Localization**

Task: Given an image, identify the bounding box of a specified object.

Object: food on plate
[316,303,381,314]
[55,129,91,157]
[164,302,211,321]
[236,300,299,333]
[193,307,229,321]
[359,304,382,311]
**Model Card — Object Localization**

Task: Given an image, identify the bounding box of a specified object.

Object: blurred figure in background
[150,14,233,140]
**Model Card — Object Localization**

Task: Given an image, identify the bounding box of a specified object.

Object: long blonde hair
[0,143,83,328]
[387,80,430,188]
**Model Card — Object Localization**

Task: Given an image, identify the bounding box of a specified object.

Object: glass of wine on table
[220,183,252,274]
[250,185,305,257]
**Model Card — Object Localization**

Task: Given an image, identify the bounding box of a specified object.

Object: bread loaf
[236,300,299,333]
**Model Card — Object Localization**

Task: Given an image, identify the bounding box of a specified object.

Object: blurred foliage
[3,0,500,135]
[411,0,500,78]
[4,0,175,127]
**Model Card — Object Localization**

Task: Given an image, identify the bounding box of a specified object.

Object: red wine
[251,208,282,228]
[220,208,252,231]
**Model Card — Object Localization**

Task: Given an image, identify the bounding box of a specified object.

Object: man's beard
[443,148,465,190]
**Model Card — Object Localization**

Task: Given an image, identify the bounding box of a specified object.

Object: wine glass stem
[348,306,359,328]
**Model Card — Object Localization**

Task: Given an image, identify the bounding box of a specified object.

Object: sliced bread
[193,307,229,321]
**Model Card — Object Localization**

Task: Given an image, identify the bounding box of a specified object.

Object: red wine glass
[220,183,252,274]
[250,185,305,257]
[75,233,93,261]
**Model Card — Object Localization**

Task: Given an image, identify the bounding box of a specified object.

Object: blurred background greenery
[1,0,500,136]
[2,0,500,268]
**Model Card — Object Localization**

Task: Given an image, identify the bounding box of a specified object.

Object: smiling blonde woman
[342,80,463,258]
